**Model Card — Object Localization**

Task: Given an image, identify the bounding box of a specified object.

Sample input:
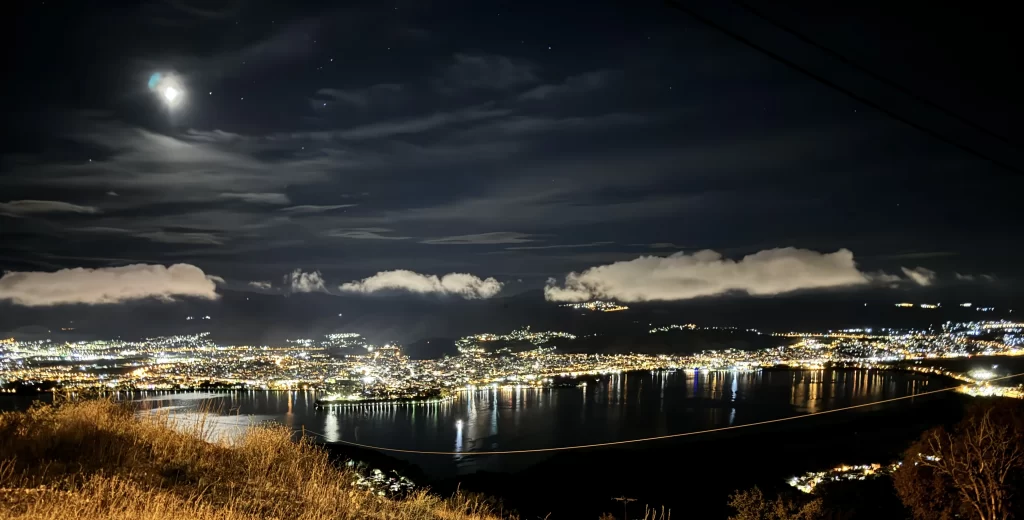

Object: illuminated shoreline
[2,321,1022,400]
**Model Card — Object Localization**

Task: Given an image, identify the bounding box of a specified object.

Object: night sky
[2,1,1022,317]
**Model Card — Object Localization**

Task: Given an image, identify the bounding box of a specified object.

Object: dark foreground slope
[0,400,522,520]
[431,392,971,519]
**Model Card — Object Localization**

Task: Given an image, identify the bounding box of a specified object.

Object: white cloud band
[901,266,937,286]
[544,248,876,302]
[285,269,327,293]
[339,269,502,299]
[0,264,220,306]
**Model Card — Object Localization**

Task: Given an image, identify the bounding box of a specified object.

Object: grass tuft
[0,399,518,520]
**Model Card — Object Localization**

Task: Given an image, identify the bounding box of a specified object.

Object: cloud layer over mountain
[902,266,937,286]
[340,269,502,299]
[0,264,220,306]
[285,270,327,293]
[544,248,876,302]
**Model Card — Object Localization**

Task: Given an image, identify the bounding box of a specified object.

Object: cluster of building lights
[559,301,629,312]
[2,321,1023,402]
[894,302,1002,312]
[455,326,576,355]
[788,463,901,494]
[650,324,761,335]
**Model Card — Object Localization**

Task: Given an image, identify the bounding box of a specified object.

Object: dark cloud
[279,204,357,214]
[506,242,614,251]
[438,53,537,92]
[327,106,513,140]
[518,69,619,100]
[160,0,242,19]
[5,116,335,197]
[2,1,1019,296]
[136,231,224,245]
[177,18,321,81]
[0,200,101,216]
[314,83,403,109]
[74,226,223,245]
[421,232,536,245]
[328,228,411,240]
[219,192,291,204]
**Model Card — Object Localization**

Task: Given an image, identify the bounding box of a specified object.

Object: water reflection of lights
[454,419,463,454]
[324,409,339,443]
[490,392,498,436]
[969,369,996,380]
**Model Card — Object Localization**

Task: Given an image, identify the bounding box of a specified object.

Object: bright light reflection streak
[313,371,1024,456]
[455,419,463,455]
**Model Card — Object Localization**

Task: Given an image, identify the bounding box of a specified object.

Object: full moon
[163,86,181,103]
[148,72,185,108]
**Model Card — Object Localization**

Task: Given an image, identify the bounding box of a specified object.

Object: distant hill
[0,284,1017,348]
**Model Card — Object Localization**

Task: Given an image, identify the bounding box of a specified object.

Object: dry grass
[0,399,515,520]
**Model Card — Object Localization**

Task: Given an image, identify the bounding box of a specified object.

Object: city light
[1,321,1021,402]
[789,463,901,494]
[560,300,629,312]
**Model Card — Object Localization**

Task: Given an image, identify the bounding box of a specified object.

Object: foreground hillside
[0,399,521,520]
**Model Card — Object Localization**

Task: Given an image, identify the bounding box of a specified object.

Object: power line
[732,0,1014,148]
[303,370,1024,456]
[661,0,1023,175]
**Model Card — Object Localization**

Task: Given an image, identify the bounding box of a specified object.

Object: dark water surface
[49,368,950,478]
[2,368,973,517]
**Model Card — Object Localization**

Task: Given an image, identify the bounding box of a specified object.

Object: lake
[106,368,949,478]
